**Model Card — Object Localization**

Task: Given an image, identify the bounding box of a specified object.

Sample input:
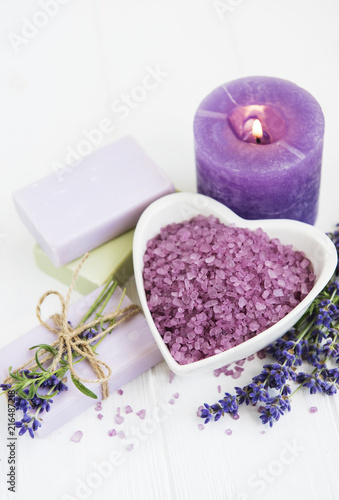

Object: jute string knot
[6,254,141,399]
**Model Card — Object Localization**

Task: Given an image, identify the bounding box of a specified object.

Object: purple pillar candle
[194,77,325,224]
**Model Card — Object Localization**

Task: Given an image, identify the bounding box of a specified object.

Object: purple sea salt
[169,399,175,405]
[108,429,117,437]
[198,424,205,431]
[97,413,103,420]
[118,431,126,439]
[126,444,134,452]
[115,414,124,425]
[136,409,146,420]
[117,389,124,395]
[143,215,315,365]
[71,431,83,443]
[197,406,204,417]
[225,429,233,436]
[310,406,318,414]
[125,405,133,414]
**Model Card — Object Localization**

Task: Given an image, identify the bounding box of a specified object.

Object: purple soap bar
[0,286,162,437]
[13,136,174,267]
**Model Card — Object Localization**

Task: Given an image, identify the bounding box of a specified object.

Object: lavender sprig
[0,278,122,438]
[199,228,339,428]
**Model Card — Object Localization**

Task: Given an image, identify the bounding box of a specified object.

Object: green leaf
[71,375,97,399]
[28,382,36,399]
[8,371,20,381]
[29,344,57,355]
[29,344,58,373]
[37,391,59,400]
[34,349,50,373]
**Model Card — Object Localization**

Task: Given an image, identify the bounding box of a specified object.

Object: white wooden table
[1,1,339,499]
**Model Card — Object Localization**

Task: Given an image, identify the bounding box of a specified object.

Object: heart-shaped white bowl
[133,192,337,376]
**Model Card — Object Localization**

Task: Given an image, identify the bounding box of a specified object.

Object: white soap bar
[13,137,174,266]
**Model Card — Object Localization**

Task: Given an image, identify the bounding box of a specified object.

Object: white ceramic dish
[133,192,338,376]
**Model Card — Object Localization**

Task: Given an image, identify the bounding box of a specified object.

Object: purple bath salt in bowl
[143,215,315,365]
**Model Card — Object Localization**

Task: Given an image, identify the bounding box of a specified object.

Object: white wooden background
[1,1,339,499]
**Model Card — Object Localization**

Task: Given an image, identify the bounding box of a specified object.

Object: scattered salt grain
[225,429,232,436]
[118,431,125,439]
[115,414,124,425]
[310,406,318,414]
[126,444,134,452]
[117,389,124,395]
[173,392,180,399]
[97,414,103,420]
[169,371,175,383]
[143,215,314,365]
[198,424,205,431]
[125,405,133,414]
[108,429,117,437]
[217,385,221,393]
[169,399,175,405]
[94,402,102,412]
[136,409,146,420]
[235,359,246,367]
[232,414,240,421]
[197,406,204,417]
[71,431,83,443]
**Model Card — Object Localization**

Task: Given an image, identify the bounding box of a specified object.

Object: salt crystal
[115,414,124,425]
[136,409,146,420]
[169,399,175,405]
[108,429,117,437]
[97,413,103,420]
[238,297,247,309]
[198,424,205,431]
[71,431,83,443]
[125,405,133,414]
[126,444,134,451]
[225,429,232,436]
[173,393,180,399]
[196,406,204,417]
[310,406,318,414]
[118,431,126,439]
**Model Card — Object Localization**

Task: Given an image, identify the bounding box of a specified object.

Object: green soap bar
[33,229,134,295]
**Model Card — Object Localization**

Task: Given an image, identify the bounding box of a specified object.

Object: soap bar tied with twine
[3,253,141,400]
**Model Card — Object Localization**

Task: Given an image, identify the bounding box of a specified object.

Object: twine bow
[6,254,141,399]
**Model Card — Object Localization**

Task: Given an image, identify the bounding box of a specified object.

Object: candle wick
[256,137,261,144]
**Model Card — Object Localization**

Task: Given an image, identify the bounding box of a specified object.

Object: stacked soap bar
[13,136,174,267]
[0,286,163,437]
[34,228,134,295]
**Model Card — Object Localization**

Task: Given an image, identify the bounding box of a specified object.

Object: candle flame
[252,119,263,139]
